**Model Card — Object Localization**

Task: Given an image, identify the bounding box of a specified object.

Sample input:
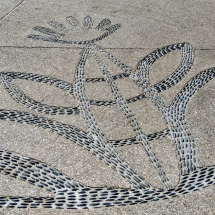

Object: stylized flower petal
[66,16,81,31]
[27,34,58,42]
[33,26,63,38]
[0,72,79,115]
[48,21,69,34]
[28,16,122,44]
[83,16,93,30]
[96,18,111,31]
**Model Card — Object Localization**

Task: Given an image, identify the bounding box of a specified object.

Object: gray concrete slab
[0,0,215,214]
[0,0,214,49]
[0,0,24,22]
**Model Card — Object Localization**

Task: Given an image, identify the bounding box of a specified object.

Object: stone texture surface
[0,0,24,21]
[0,0,215,214]
[0,0,215,49]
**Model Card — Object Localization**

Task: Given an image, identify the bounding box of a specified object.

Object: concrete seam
[0,0,27,23]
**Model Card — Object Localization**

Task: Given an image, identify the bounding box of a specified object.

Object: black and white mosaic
[0,16,214,209]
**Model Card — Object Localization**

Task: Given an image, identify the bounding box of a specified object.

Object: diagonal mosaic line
[92,46,172,189]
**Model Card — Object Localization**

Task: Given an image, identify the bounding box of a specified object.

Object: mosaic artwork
[0,16,215,209]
